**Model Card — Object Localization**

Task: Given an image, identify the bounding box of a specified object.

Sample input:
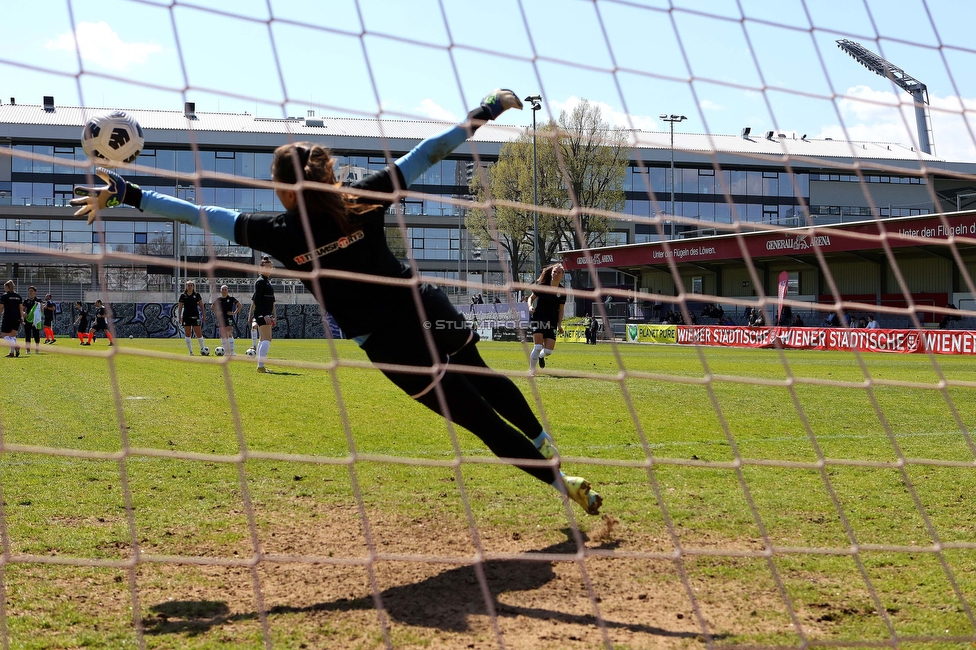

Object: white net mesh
[2,0,976,648]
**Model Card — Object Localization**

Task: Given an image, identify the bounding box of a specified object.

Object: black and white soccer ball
[246,347,256,357]
[214,346,225,357]
[200,346,210,356]
[81,111,144,165]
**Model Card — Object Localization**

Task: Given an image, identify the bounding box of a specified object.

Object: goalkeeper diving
[72,89,601,516]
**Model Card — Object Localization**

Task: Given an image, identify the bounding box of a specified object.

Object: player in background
[247,256,276,372]
[70,89,601,516]
[177,280,207,355]
[0,280,24,358]
[43,293,57,344]
[73,301,89,345]
[22,285,41,355]
[527,264,566,376]
[213,285,242,356]
[87,299,114,346]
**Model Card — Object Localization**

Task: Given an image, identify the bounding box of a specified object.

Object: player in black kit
[87,299,114,346]
[246,256,276,372]
[73,301,90,345]
[213,285,241,356]
[177,280,208,355]
[43,293,57,344]
[71,89,601,515]
[1,280,24,357]
[527,264,567,376]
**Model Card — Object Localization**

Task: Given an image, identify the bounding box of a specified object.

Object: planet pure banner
[557,325,589,343]
[626,323,678,343]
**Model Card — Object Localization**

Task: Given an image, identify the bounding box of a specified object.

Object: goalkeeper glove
[70,168,142,224]
[480,89,523,120]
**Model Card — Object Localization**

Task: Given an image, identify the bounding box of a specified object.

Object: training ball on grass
[246,348,256,357]
[81,111,144,165]
[214,346,225,357]
[129,335,133,339]
[200,346,210,356]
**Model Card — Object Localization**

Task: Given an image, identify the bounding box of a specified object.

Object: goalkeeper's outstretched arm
[70,89,523,241]
[70,168,241,242]
[394,88,522,185]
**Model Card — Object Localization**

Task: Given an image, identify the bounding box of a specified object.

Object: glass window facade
[810,172,925,184]
[1,138,937,273]
[403,227,460,260]
[625,165,811,227]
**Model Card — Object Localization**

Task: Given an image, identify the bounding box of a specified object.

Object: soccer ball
[214,346,225,357]
[246,348,256,357]
[200,346,210,356]
[81,111,144,165]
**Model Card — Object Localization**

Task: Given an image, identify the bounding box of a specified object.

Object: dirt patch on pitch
[128,502,817,649]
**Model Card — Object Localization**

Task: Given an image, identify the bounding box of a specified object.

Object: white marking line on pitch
[368,431,967,458]
[632,430,968,450]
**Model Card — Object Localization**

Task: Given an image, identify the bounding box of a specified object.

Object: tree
[468,99,629,282]
[549,100,629,253]
[466,135,540,282]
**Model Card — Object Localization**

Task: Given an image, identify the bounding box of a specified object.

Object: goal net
[1,0,976,648]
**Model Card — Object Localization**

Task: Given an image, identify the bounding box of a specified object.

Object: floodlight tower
[836,39,935,155]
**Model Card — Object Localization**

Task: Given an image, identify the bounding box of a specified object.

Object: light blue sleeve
[140,191,241,244]
[395,124,469,186]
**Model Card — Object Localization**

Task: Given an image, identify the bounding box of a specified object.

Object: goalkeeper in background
[72,89,601,516]
[22,285,41,355]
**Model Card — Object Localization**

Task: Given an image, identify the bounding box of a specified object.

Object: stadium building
[564,211,976,332]
[2,95,976,317]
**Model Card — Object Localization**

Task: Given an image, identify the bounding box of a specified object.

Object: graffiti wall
[48,302,342,339]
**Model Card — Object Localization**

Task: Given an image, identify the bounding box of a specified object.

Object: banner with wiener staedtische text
[660,325,976,355]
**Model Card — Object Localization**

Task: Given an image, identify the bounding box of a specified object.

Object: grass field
[2,338,976,649]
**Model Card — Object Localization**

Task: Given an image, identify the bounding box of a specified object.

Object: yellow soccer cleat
[562,475,602,515]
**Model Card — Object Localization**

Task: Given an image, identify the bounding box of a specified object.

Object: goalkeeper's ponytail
[272,143,384,235]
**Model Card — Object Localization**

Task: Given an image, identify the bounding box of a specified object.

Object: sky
[2,0,976,160]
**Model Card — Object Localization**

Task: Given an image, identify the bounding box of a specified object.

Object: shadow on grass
[143,529,714,641]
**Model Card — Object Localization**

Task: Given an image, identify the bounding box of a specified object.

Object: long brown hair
[272,142,385,233]
[535,263,565,286]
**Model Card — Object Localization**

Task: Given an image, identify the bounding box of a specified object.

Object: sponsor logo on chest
[293,230,366,265]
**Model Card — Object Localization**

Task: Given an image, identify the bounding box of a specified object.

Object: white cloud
[46,21,162,72]
[700,99,725,112]
[547,95,661,132]
[819,85,976,162]
[415,98,457,122]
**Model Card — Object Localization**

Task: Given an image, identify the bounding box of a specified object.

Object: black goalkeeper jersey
[235,166,412,338]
